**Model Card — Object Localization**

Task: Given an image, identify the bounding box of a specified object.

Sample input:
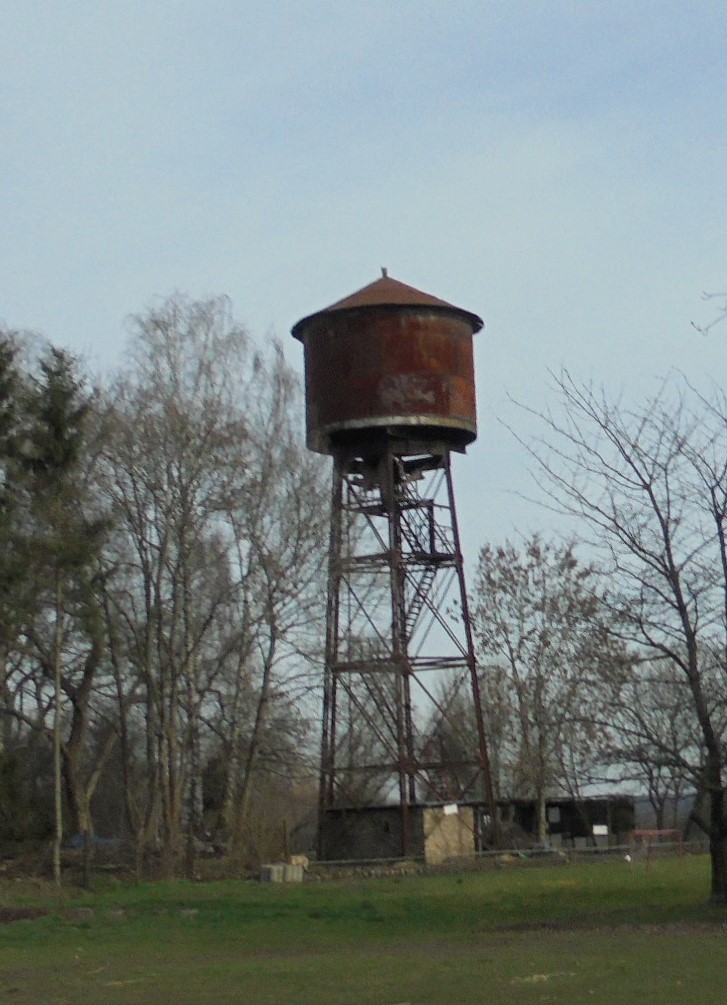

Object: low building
[319,804,476,863]
[318,794,635,862]
[497,795,635,848]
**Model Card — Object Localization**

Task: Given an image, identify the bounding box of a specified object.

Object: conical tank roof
[292,272,483,339]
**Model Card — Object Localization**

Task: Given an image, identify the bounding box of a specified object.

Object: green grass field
[1,856,724,1004]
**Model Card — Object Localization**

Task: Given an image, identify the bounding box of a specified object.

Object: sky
[3,1,727,559]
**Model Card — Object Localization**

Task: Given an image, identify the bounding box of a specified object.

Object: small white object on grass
[624,854,632,863]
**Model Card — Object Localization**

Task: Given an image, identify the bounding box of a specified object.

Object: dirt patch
[0,906,48,924]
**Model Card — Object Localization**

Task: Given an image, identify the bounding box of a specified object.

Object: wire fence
[307,838,710,880]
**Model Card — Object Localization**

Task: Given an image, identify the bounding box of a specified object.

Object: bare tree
[594,657,710,830]
[98,297,250,873]
[470,535,624,841]
[520,372,727,899]
[215,346,329,859]
[692,292,727,337]
[99,295,327,874]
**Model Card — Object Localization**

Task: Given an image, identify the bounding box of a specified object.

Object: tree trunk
[52,577,64,886]
[231,630,276,860]
[137,683,162,877]
[536,787,548,843]
[65,783,93,890]
[709,835,727,901]
[184,694,201,881]
[221,646,252,837]
[709,782,727,901]
[0,647,13,755]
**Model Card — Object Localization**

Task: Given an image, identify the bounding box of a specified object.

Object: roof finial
[381,266,388,278]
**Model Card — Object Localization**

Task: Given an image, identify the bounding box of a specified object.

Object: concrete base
[260,863,304,883]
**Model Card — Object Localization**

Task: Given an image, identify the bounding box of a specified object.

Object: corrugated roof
[292,272,483,338]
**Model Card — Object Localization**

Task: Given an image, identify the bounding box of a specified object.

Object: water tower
[292,272,497,861]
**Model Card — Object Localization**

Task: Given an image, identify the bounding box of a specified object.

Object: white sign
[593,824,609,836]
[443,803,458,816]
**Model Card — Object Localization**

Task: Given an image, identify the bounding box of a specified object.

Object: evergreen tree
[22,348,106,883]
[0,336,28,658]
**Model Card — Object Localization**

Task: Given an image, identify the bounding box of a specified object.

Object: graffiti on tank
[379,374,436,412]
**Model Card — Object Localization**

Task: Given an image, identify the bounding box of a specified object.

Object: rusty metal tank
[291,272,483,456]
